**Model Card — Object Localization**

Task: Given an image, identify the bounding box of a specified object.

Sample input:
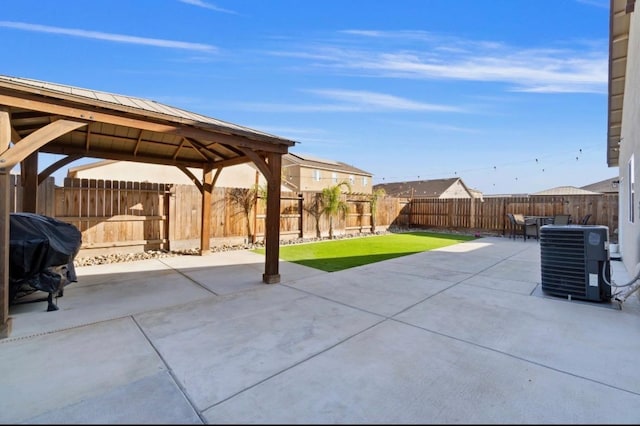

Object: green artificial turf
[252,231,476,272]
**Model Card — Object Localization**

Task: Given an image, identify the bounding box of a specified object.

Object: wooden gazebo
[0,75,296,338]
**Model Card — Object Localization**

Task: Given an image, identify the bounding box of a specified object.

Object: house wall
[440,181,471,199]
[619,7,640,274]
[291,165,372,193]
[282,164,302,191]
[70,161,267,189]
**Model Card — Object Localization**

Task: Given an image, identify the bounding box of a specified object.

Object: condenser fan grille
[539,225,610,302]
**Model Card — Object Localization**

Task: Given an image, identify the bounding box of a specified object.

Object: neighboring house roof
[374,178,473,198]
[580,177,620,194]
[531,186,602,196]
[483,193,530,198]
[284,152,371,176]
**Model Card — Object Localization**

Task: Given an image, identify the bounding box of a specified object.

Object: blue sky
[1,0,614,194]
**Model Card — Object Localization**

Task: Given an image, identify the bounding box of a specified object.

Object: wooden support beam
[177,165,203,193]
[263,152,282,284]
[239,147,272,182]
[20,151,38,213]
[38,155,81,185]
[84,124,91,151]
[133,130,144,155]
[184,137,218,161]
[0,107,12,338]
[200,164,213,255]
[172,139,186,160]
[41,145,206,169]
[0,119,87,169]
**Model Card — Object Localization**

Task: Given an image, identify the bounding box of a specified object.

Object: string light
[373,145,593,185]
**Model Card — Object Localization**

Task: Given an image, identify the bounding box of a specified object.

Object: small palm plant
[229,184,266,243]
[321,181,352,239]
[303,193,324,238]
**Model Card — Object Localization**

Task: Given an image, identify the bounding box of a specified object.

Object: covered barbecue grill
[9,213,82,311]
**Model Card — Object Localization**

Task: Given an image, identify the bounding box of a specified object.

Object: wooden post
[469,197,476,229]
[298,193,303,238]
[0,171,11,338]
[0,107,12,338]
[163,185,171,251]
[200,164,213,255]
[20,151,38,213]
[252,170,259,244]
[263,152,282,284]
[409,188,414,226]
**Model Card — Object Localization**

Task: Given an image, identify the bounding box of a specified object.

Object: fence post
[470,197,476,229]
[298,193,303,238]
[163,185,171,251]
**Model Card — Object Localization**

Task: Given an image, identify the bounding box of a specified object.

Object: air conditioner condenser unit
[540,225,611,302]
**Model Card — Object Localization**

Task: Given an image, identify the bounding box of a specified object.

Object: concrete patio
[1,236,639,424]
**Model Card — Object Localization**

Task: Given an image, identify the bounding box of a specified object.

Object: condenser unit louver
[540,225,611,302]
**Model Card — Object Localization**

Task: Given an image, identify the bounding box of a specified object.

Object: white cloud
[0,21,218,53]
[178,0,238,14]
[305,89,463,112]
[229,89,462,113]
[268,30,608,94]
[575,0,609,8]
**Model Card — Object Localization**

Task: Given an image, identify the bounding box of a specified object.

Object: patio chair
[507,213,538,241]
[552,214,571,225]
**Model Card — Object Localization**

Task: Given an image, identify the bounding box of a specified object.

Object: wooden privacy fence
[8,174,56,216]
[169,187,409,247]
[410,195,619,238]
[47,181,411,254]
[9,177,620,255]
[54,178,170,252]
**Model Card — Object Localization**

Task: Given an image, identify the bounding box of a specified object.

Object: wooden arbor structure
[0,75,296,338]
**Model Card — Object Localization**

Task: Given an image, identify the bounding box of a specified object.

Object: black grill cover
[9,213,82,300]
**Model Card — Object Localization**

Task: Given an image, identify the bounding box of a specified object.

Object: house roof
[67,159,119,174]
[607,0,634,167]
[580,177,620,193]
[373,178,469,198]
[531,186,602,196]
[284,152,371,176]
[0,75,296,172]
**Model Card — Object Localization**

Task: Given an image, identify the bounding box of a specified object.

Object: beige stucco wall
[619,8,640,274]
[69,161,268,189]
[440,181,471,199]
[283,164,372,193]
